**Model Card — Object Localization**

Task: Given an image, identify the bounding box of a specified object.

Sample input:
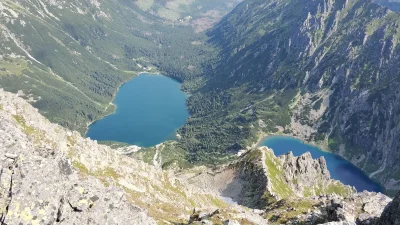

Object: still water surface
[87,73,189,147]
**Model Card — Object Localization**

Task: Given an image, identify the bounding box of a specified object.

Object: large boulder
[377,191,400,225]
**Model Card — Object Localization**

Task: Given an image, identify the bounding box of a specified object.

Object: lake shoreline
[256,133,385,193]
[255,132,329,153]
[85,73,189,147]
[83,71,193,138]
[84,71,161,137]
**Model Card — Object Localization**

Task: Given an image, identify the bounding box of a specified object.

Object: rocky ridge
[177,147,395,225]
[231,148,354,206]
[376,190,400,225]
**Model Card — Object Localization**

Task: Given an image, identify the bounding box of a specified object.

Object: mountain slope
[377,190,400,224]
[181,0,400,193]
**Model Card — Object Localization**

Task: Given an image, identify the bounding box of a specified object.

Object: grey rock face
[0,91,156,225]
[377,191,400,225]
[224,147,354,212]
[278,151,335,195]
[322,222,356,225]
[303,192,391,225]
[279,151,330,179]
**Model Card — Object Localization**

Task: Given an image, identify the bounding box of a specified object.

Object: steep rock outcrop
[181,147,354,211]
[263,189,391,225]
[233,147,354,207]
[377,191,400,225]
[0,92,156,224]
[218,147,390,225]
[278,151,352,197]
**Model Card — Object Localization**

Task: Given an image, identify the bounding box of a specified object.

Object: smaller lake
[86,73,189,147]
[261,136,383,193]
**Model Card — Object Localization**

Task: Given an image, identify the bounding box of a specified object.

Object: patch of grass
[328,138,340,152]
[324,182,353,197]
[72,160,90,174]
[67,136,77,146]
[264,150,294,199]
[123,186,189,224]
[242,148,262,163]
[265,199,315,224]
[94,167,121,179]
[135,142,192,169]
[71,158,120,186]
[97,140,129,149]
[304,181,352,197]
[314,29,324,43]
[208,195,229,208]
[366,18,384,36]
[12,114,51,146]
[0,58,28,76]
[163,174,187,198]
[12,115,36,135]
[303,186,314,197]
[135,147,157,164]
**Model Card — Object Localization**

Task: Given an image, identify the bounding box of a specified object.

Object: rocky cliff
[377,190,400,225]
[176,146,394,225]
[229,148,391,224]
[231,148,354,206]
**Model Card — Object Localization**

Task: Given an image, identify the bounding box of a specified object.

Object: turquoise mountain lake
[261,136,383,193]
[87,73,189,147]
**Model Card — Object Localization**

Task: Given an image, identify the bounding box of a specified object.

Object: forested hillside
[0,0,238,133]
